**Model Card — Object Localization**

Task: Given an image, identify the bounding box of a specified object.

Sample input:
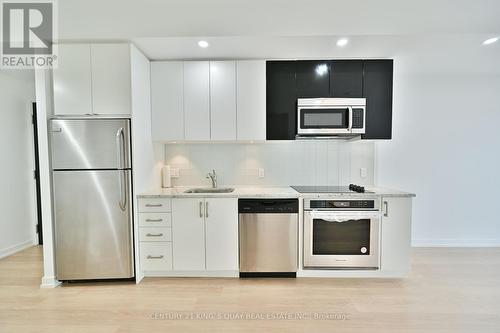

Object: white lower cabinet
[138,198,173,273]
[140,243,173,271]
[172,197,238,272]
[171,198,206,270]
[380,197,413,273]
[205,198,239,270]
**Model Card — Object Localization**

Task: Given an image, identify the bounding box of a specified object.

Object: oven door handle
[316,218,357,223]
[307,212,381,222]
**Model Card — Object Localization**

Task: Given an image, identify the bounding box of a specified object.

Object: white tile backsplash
[164,141,375,187]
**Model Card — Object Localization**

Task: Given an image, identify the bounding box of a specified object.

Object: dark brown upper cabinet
[266,61,297,140]
[266,59,393,140]
[295,60,331,98]
[330,60,364,98]
[362,60,393,140]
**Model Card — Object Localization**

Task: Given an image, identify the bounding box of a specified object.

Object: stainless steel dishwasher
[239,199,299,277]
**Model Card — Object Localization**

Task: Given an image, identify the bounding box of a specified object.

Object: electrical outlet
[170,168,180,178]
[258,168,265,178]
[360,167,367,179]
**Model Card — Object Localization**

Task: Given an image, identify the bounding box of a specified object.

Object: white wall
[164,141,375,187]
[377,71,500,246]
[0,70,37,258]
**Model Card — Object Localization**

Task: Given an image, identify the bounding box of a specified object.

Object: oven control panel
[308,200,376,210]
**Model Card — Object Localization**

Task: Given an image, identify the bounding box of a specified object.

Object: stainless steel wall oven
[303,197,380,269]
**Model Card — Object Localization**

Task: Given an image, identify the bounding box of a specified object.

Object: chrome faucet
[206,170,217,188]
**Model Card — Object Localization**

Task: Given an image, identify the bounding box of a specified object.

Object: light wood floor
[1,246,499,332]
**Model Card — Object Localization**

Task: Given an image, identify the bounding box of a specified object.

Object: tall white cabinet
[53,43,132,115]
[151,60,266,142]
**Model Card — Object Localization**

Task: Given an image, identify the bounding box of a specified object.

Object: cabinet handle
[205,202,209,218]
[146,233,164,237]
[147,255,164,259]
[199,201,203,218]
[145,203,162,207]
[145,218,163,222]
[383,201,389,217]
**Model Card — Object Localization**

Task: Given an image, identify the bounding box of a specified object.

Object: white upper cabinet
[151,62,184,141]
[210,61,237,140]
[150,59,266,141]
[237,60,266,140]
[53,43,132,116]
[53,44,93,115]
[184,61,210,140]
[205,198,238,270]
[90,44,131,115]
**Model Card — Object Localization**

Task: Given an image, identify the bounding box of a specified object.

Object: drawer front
[139,213,172,227]
[140,242,173,271]
[139,227,172,242]
[138,198,171,212]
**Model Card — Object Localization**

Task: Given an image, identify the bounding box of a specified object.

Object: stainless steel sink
[184,187,235,194]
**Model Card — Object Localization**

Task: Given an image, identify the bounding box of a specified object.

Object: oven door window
[312,218,370,255]
[300,108,348,129]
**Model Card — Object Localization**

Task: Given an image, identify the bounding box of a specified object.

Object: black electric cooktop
[291,185,373,194]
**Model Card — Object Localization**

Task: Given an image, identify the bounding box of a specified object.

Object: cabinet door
[295,60,330,98]
[53,44,93,115]
[172,198,206,270]
[184,61,210,140]
[91,44,131,115]
[330,60,363,98]
[205,198,238,271]
[236,60,266,141]
[266,61,297,140]
[381,197,412,273]
[151,62,184,141]
[362,60,393,139]
[210,61,237,140]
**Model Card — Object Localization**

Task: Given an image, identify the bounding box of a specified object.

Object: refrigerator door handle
[118,170,127,211]
[116,127,125,169]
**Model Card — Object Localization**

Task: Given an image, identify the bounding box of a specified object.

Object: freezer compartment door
[54,170,134,280]
[239,213,298,273]
[51,119,131,170]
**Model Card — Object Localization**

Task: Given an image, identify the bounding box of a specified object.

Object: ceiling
[55,0,500,73]
[58,0,500,40]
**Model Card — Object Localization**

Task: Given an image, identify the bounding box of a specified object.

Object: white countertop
[138,186,415,198]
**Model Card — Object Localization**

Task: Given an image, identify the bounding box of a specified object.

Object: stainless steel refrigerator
[50,117,134,280]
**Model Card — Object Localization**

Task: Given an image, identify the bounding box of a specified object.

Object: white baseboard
[0,238,38,259]
[412,239,500,247]
[40,276,61,288]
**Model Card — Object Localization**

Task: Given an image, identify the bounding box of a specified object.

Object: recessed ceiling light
[198,40,209,48]
[336,38,349,47]
[482,37,499,45]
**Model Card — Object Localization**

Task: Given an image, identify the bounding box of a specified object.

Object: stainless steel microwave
[297,98,366,137]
